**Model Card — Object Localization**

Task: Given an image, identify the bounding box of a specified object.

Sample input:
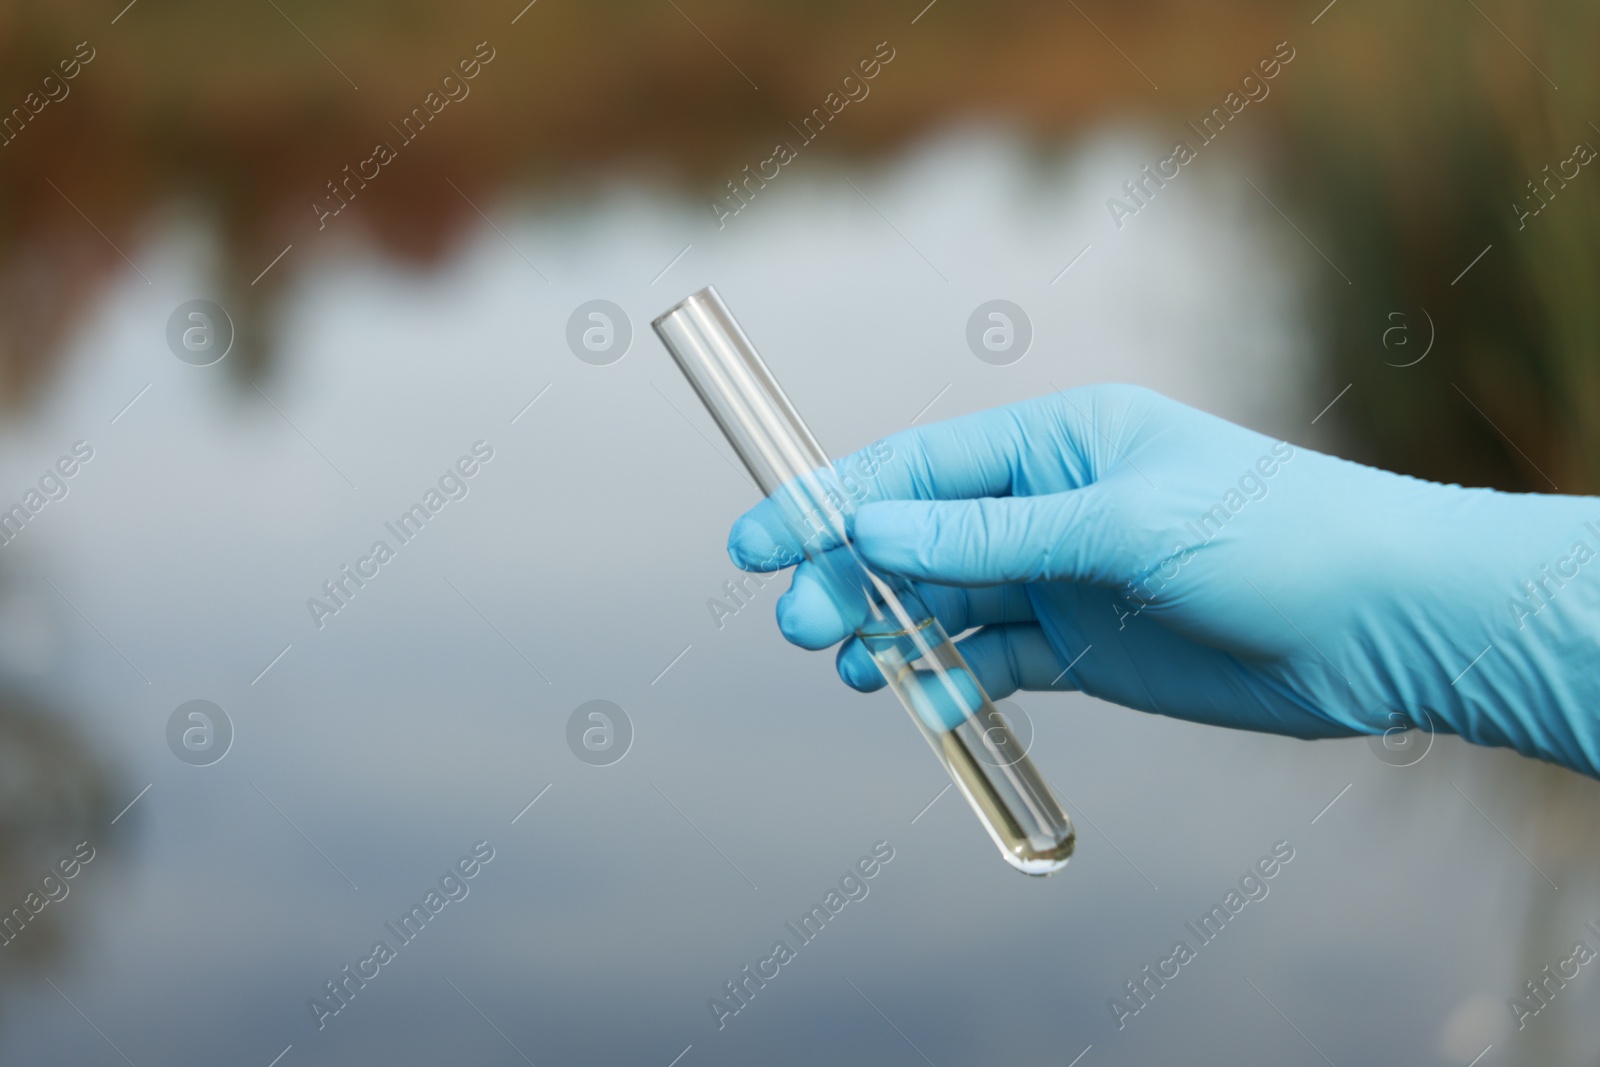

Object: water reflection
[0,684,113,968]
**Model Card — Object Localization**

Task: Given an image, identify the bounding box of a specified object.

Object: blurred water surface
[0,128,1583,1067]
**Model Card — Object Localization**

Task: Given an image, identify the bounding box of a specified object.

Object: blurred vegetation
[1289,0,1600,495]
[0,0,1294,395]
[0,1,1592,500]
[0,685,114,973]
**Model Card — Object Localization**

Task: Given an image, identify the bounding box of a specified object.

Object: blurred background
[0,1,1596,1064]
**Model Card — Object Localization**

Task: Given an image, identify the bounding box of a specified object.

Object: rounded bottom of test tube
[1000,839,1076,877]
[927,711,1076,876]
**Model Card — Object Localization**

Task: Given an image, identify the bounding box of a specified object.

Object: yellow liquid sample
[862,621,1075,876]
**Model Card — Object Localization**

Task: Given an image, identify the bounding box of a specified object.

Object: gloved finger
[943,623,1076,701]
[777,550,1035,650]
[918,582,1038,634]
[834,621,1066,701]
[847,388,1120,503]
[727,511,806,573]
[776,550,867,651]
[836,636,886,692]
[854,488,1146,589]
[729,385,1158,570]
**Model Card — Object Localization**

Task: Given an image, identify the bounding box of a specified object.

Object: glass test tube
[652,286,1075,876]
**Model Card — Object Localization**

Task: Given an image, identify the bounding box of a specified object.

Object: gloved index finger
[726,459,872,571]
[728,391,1100,571]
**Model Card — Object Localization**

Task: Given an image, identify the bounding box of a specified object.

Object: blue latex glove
[728,385,1600,778]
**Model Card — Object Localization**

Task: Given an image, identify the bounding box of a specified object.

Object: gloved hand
[728,384,1600,779]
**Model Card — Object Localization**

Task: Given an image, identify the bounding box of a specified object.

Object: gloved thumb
[852,487,1136,588]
